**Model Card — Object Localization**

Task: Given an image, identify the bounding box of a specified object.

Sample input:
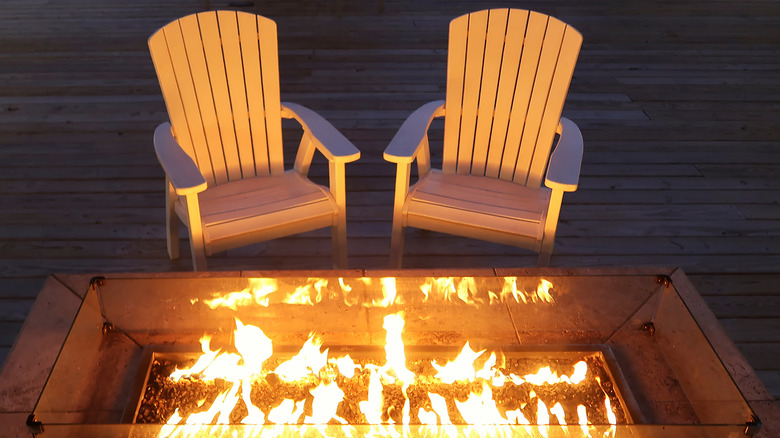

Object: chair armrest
[281,102,360,163]
[153,122,208,196]
[544,117,583,192]
[383,100,445,164]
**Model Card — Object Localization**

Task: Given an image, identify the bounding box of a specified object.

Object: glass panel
[33,281,143,424]
[654,282,755,425]
[36,423,749,438]
[32,273,757,436]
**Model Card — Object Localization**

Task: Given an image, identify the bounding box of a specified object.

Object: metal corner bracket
[89,276,106,288]
[655,274,672,288]
[744,414,762,436]
[26,413,43,435]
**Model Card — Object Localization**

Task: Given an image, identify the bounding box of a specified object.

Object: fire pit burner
[28,270,761,437]
[128,345,640,427]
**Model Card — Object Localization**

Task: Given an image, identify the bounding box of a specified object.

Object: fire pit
[27,269,760,437]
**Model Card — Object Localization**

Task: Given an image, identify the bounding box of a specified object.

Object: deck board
[0,0,778,412]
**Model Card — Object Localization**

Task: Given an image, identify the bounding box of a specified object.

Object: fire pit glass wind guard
[29,272,759,437]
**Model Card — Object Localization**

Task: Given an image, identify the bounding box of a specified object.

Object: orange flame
[420,277,482,306]
[497,277,556,304]
[274,334,327,381]
[197,276,555,310]
[380,312,415,384]
[431,342,485,384]
[200,278,278,310]
[159,277,626,435]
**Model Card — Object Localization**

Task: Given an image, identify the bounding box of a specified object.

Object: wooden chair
[384,9,583,268]
[149,11,360,270]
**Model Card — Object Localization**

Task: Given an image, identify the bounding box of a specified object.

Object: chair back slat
[485,10,528,178]
[454,11,488,175]
[255,15,285,175]
[525,25,583,187]
[441,15,468,174]
[149,11,285,187]
[470,8,509,176]
[442,9,582,188]
[197,12,241,182]
[150,18,216,185]
[179,14,230,185]
[217,12,256,178]
[235,12,272,177]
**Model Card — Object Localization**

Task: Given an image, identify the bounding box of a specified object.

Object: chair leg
[332,213,348,269]
[538,189,564,267]
[165,179,180,260]
[537,241,553,267]
[327,160,349,269]
[188,228,208,271]
[184,193,207,271]
[389,222,405,269]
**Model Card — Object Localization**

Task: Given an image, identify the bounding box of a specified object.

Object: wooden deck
[0,0,778,409]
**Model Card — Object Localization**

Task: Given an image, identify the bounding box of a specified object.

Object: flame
[331,354,359,378]
[234,318,272,376]
[524,361,588,385]
[476,352,503,385]
[577,404,591,437]
[497,277,555,304]
[431,342,485,384]
[282,278,329,305]
[200,278,278,310]
[370,277,398,307]
[571,360,588,384]
[401,396,411,427]
[274,334,328,381]
[158,277,627,435]
[305,381,346,424]
[169,335,220,381]
[428,392,452,424]
[417,406,438,425]
[380,312,415,384]
[159,410,182,437]
[420,277,482,306]
[455,383,508,425]
[605,396,617,425]
[596,376,618,437]
[197,276,555,310]
[550,402,566,425]
[170,319,275,382]
[185,382,239,424]
[338,277,361,307]
[240,380,264,424]
[359,368,384,424]
[536,279,554,303]
[605,395,618,438]
[505,408,531,425]
[533,391,550,438]
[267,398,305,424]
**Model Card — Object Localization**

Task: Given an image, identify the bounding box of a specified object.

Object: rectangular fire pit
[26,269,761,437]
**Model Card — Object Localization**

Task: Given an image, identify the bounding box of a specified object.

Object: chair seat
[404,170,550,248]
[176,172,337,254]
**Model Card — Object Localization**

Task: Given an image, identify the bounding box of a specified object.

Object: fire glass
[30,272,758,437]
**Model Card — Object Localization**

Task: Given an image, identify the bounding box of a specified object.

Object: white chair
[149,11,360,270]
[384,9,583,267]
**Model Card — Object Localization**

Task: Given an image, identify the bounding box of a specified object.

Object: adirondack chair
[384,9,583,268]
[149,11,360,270]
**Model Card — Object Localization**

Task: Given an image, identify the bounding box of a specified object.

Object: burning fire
[152,277,621,436]
[155,324,618,436]
[196,276,557,310]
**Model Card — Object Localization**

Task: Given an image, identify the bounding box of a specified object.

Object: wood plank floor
[1,0,779,409]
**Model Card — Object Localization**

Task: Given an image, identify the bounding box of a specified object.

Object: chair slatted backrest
[442,9,582,188]
[149,11,285,187]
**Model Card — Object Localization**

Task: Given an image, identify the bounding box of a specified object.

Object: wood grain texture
[0,0,778,411]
